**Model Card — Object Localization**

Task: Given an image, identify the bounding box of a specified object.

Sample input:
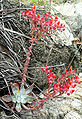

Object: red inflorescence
[42,66,81,97]
[21,6,65,39]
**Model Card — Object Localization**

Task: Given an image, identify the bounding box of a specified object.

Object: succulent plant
[2,83,36,112]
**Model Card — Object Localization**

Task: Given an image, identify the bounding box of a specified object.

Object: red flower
[54,16,58,22]
[25,9,29,16]
[21,12,24,16]
[72,84,76,88]
[48,68,53,73]
[69,81,72,85]
[40,17,45,23]
[70,90,75,94]
[78,81,82,84]
[47,72,55,86]
[57,21,60,25]
[74,75,80,83]
[42,65,48,74]
[67,92,70,95]
[62,28,65,31]
[34,5,35,9]
[75,75,79,80]
[71,76,73,80]
[56,83,59,88]
[47,11,50,15]
[53,24,57,29]
[69,66,72,73]
[72,69,75,74]
[37,14,40,19]
[67,84,70,89]
[54,90,57,94]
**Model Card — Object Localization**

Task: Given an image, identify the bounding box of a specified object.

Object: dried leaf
[2,95,12,102]
[22,104,30,110]
[26,95,36,103]
[12,83,19,90]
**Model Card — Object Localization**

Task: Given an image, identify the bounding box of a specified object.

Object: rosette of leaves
[2,83,36,112]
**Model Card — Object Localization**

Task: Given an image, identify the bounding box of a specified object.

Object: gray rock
[51,2,82,37]
[64,111,82,119]
[37,90,82,119]
[79,73,82,78]
[51,21,74,46]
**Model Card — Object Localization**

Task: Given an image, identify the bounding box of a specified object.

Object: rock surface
[51,19,74,46]
[51,2,82,37]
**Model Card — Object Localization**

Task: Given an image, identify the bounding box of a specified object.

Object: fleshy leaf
[12,96,17,103]
[26,83,34,94]
[25,95,36,103]
[21,94,27,99]
[17,95,21,103]
[21,98,27,104]
[11,83,18,95]
[15,103,21,112]
[22,104,31,110]
[20,84,26,95]
[11,83,19,90]
[2,95,12,102]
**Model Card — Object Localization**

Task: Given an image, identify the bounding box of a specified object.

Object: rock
[35,83,82,119]
[78,30,82,41]
[50,2,82,74]
[79,73,82,78]
[23,89,82,119]
[64,111,82,119]
[51,2,82,37]
[0,110,6,119]
[29,43,75,87]
[50,3,75,46]
[51,19,74,46]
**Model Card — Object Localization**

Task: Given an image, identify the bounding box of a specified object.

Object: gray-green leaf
[11,85,18,95]
[26,83,34,94]
[25,95,35,102]
[15,103,21,112]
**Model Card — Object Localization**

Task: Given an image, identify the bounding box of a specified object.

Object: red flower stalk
[21,6,65,81]
[42,66,81,97]
[21,6,65,42]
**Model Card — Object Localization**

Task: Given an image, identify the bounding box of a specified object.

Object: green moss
[29,0,49,6]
